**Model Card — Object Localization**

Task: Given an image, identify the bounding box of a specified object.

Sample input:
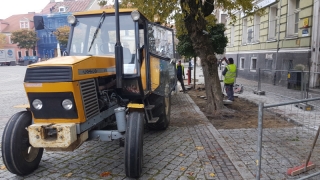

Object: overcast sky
[0,0,62,19]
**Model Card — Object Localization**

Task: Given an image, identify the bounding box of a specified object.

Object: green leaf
[11,29,38,50]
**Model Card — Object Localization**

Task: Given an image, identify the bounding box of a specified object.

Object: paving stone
[0,67,243,179]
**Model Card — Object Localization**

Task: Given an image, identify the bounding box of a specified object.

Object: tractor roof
[73,8,139,16]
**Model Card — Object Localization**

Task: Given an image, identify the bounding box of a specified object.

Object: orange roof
[0,13,35,33]
[40,0,95,14]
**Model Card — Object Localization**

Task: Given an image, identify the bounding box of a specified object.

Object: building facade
[0,12,37,63]
[36,13,71,59]
[36,0,99,59]
[225,0,317,87]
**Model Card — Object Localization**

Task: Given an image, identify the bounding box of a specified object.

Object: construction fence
[255,97,320,180]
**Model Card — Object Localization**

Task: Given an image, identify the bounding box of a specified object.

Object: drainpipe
[274,0,282,85]
[311,0,320,87]
[236,12,240,82]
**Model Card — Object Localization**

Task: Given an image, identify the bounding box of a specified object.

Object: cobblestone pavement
[192,66,320,179]
[0,66,244,179]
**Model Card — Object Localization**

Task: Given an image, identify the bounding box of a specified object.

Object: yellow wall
[226,0,313,53]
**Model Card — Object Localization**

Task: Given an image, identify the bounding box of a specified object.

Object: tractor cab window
[147,23,174,59]
[69,14,136,66]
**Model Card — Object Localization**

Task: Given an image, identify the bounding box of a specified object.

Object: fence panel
[256,98,320,180]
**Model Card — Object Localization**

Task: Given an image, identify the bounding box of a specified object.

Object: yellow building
[225,0,319,87]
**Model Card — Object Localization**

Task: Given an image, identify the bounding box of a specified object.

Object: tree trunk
[181,0,224,114]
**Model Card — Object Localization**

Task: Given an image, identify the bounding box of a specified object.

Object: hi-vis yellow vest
[224,64,236,84]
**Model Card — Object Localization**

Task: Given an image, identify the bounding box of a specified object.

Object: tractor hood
[24,56,116,82]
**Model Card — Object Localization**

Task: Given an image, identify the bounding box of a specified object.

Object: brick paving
[0,66,243,179]
[2,65,320,180]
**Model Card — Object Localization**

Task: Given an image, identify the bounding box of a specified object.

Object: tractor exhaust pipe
[114,0,123,88]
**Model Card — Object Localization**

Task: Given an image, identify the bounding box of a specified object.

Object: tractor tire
[2,111,44,176]
[125,111,144,178]
[147,93,171,130]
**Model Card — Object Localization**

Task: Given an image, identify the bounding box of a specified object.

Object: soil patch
[188,89,295,129]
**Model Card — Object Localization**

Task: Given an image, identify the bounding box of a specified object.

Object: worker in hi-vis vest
[176,60,187,93]
[222,57,237,102]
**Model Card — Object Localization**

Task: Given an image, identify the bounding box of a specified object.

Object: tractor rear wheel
[147,93,171,130]
[125,111,144,178]
[2,111,43,176]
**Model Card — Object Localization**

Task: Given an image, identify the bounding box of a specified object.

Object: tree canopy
[53,25,70,46]
[0,33,6,49]
[119,0,260,113]
[11,29,38,50]
[120,0,179,23]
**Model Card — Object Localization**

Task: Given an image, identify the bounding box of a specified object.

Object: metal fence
[235,68,320,109]
[256,97,320,180]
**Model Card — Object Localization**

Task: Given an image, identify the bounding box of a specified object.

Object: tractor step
[148,117,159,123]
[145,105,155,110]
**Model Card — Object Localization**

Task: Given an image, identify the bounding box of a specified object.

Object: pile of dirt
[187,89,295,129]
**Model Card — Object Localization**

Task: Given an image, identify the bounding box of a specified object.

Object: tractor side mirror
[34,16,44,30]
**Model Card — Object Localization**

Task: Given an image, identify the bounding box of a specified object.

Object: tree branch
[202,0,214,17]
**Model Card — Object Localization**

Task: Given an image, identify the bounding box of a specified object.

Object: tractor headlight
[32,99,43,110]
[62,99,73,110]
[67,15,76,24]
[131,11,140,21]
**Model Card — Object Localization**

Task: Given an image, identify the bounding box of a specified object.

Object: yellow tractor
[1,5,176,178]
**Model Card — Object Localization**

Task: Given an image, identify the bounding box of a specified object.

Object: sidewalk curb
[185,94,255,180]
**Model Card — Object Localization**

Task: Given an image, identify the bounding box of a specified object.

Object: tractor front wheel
[2,111,44,176]
[124,111,144,178]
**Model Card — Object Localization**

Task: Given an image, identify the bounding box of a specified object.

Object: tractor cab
[2,8,176,179]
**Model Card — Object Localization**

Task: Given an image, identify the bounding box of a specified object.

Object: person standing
[176,60,187,93]
[222,57,237,101]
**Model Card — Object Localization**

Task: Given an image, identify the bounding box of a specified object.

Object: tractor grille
[79,79,100,120]
[24,66,72,83]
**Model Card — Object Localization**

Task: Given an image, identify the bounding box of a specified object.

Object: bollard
[114,107,126,133]
[188,61,192,85]
[253,68,265,95]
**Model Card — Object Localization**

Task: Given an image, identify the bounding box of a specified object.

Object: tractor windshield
[69,14,135,65]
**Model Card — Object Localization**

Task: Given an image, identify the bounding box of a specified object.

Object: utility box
[287,72,301,89]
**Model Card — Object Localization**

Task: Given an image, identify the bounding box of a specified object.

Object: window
[287,0,300,36]
[283,60,294,70]
[8,35,12,44]
[240,58,245,70]
[230,25,235,46]
[59,6,66,12]
[253,14,260,42]
[20,20,29,29]
[250,58,257,71]
[33,50,37,56]
[242,18,247,44]
[268,5,278,39]
[58,18,64,27]
[18,51,22,58]
[43,35,47,43]
[25,51,29,56]
[247,27,253,43]
[294,0,300,33]
[220,14,227,24]
[48,19,53,29]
